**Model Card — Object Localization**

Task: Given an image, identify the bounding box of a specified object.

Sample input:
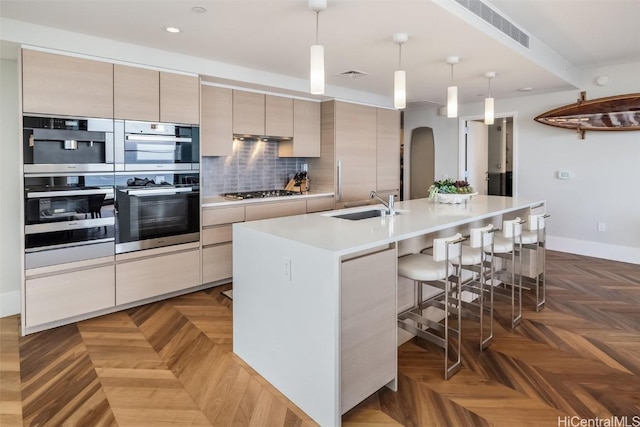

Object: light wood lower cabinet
[201,206,245,286]
[116,248,200,305]
[340,247,397,414]
[245,200,307,221]
[202,243,233,284]
[306,196,335,213]
[25,264,115,328]
[203,205,245,226]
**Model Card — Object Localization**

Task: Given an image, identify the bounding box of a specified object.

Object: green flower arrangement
[428,178,475,200]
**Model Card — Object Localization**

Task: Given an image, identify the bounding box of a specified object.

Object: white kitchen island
[232,195,545,426]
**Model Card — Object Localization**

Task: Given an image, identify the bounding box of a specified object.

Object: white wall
[404,61,640,264]
[0,59,21,316]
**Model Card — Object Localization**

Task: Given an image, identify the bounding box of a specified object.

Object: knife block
[285,178,308,193]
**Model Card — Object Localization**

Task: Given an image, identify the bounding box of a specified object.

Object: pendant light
[446,56,459,118]
[309,0,327,95]
[484,72,496,125]
[393,33,408,110]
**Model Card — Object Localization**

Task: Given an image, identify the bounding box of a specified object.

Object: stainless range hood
[233,134,293,142]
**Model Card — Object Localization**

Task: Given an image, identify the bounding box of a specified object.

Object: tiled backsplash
[201,139,306,196]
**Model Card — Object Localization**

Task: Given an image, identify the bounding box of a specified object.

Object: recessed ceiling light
[165,27,180,33]
[191,6,207,13]
[518,87,533,92]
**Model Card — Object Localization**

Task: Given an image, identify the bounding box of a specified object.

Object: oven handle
[25,237,115,253]
[125,134,192,143]
[27,188,114,198]
[25,217,115,234]
[125,187,195,196]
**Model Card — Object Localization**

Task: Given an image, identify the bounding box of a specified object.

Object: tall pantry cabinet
[308,100,401,209]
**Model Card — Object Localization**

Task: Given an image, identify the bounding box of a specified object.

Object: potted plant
[428,178,477,203]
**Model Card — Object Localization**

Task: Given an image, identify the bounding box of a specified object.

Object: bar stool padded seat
[492,236,515,253]
[398,254,451,282]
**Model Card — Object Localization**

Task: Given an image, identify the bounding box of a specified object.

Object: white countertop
[202,191,334,208]
[234,195,545,255]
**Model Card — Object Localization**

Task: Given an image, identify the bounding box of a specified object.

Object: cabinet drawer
[25,265,115,328]
[202,206,245,226]
[245,200,306,221]
[202,243,233,284]
[203,225,233,246]
[306,197,335,213]
[116,248,200,305]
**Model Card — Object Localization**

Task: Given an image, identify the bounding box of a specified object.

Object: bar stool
[520,213,551,311]
[490,217,525,329]
[397,233,466,380]
[451,224,496,350]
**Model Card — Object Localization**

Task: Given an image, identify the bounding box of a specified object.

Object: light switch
[557,170,572,180]
[282,256,292,282]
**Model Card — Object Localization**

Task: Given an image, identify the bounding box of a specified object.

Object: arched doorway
[409,127,435,200]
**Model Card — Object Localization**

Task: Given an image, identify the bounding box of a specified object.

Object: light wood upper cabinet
[376,108,401,193]
[201,85,233,156]
[265,95,293,137]
[307,100,400,208]
[114,64,160,121]
[114,68,199,124]
[22,49,114,118]
[160,72,200,124]
[279,99,321,158]
[233,90,265,135]
[335,101,377,203]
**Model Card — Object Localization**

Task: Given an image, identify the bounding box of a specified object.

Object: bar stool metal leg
[397,233,466,380]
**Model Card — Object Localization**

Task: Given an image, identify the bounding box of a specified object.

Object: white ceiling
[1,0,639,108]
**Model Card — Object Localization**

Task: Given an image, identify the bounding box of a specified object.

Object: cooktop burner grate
[223,189,302,200]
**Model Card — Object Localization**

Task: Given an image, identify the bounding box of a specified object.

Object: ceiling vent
[337,70,369,79]
[454,0,530,49]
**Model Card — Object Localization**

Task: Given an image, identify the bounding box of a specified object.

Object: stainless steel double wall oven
[23,116,116,268]
[23,115,199,267]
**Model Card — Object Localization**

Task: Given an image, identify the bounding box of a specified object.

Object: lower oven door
[24,188,115,269]
[116,187,199,253]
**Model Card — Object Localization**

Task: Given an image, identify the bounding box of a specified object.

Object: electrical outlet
[597,222,606,232]
[282,256,292,282]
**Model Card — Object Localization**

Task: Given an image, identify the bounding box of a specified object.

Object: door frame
[457,111,519,197]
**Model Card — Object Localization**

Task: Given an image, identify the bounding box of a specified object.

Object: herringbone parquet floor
[1,250,639,426]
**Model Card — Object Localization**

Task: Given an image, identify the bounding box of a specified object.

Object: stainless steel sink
[331,209,398,220]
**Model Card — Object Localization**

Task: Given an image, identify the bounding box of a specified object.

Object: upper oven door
[116,120,199,171]
[23,115,114,173]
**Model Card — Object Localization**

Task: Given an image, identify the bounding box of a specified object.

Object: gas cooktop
[223,189,303,200]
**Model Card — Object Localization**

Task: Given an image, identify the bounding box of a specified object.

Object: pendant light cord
[398,43,402,69]
[450,63,454,85]
[488,76,492,97]
[315,11,319,44]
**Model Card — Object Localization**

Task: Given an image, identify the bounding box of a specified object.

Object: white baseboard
[0,290,20,318]
[547,235,640,265]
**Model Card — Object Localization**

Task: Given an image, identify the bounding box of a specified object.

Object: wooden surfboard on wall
[534,92,640,138]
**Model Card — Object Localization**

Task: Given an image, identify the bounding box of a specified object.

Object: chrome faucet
[370,191,396,216]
